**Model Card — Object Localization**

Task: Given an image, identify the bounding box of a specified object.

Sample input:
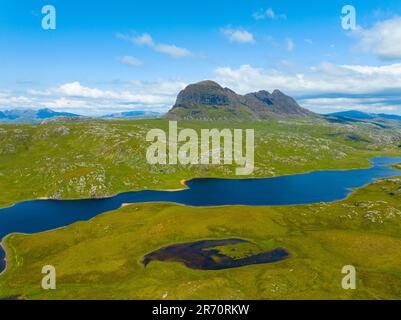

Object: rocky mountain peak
[166,80,315,121]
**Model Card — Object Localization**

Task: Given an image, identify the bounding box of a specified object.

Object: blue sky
[2,0,401,115]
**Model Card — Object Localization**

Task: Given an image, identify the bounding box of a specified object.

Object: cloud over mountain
[213,63,401,114]
[1,81,188,116]
[4,61,401,116]
[354,17,401,60]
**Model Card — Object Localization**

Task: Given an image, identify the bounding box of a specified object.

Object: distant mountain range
[165,80,314,121]
[2,90,401,125]
[0,108,79,123]
[327,110,401,122]
[1,80,313,124]
[101,111,161,119]
[0,108,162,123]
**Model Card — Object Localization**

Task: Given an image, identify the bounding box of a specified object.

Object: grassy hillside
[0,118,400,208]
[1,175,401,300]
[1,118,401,299]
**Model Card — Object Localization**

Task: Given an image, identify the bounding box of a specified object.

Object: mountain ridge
[327,110,401,122]
[165,80,314,121]
[0,108,162,123]
[0,108,79,123]
[101,111,161,119]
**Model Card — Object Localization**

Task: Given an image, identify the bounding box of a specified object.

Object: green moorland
[1,174,401,299]
[0,117,400,208]
[0,117,401,299]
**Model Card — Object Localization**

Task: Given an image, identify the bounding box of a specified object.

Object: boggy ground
[1,174,401,300]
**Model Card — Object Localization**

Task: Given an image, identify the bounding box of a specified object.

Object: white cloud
[58,82,111,98]
[266,8,275,19]
[54,81,187,105]
[354,17,401,60]
[0,94,34,108]
[286,38,295,52]
[117,32,193,58]
[213,63,401,95]
[221,28,255,44]
[299,97,398,113]
[128,80,188,96]
[132,33,154,46]
[378,106,398,111]
[40,97,91,110]
[116,55,143,66]
[1,80,188,116]
[5,61,401,115]
[253,8,287,20]
[154,43,192,58]
[341,63,401,75]
[213,63,401,113]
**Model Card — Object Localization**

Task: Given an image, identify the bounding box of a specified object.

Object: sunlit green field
[0,118,401,300]
[1,118,400,208]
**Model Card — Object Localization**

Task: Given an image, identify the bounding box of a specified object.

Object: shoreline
[2,156,400,213]
[0,156,400,211]
[1,167,401,276]
[1,154,401,210]
[0,237,12,277]
[0,243,5,276]
[0,155,400,276]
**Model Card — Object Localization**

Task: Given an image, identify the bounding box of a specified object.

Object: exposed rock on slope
[165,80,314,121]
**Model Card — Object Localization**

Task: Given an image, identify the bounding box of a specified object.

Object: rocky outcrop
[165,80,315,121]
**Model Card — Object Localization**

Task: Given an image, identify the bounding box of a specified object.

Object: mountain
[0,108,80,123]
[102,111,161,119]
[36,108,79,119]
[377,113,401,121]
[0,108,163,123]
[327,110,401,122]
[327,110,377,120]
[164,80,314,121]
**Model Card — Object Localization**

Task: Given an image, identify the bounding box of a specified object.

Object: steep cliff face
[174,80,234,106]
[165,80,315,121]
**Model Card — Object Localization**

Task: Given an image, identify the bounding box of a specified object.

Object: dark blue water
[1,156,401,273]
